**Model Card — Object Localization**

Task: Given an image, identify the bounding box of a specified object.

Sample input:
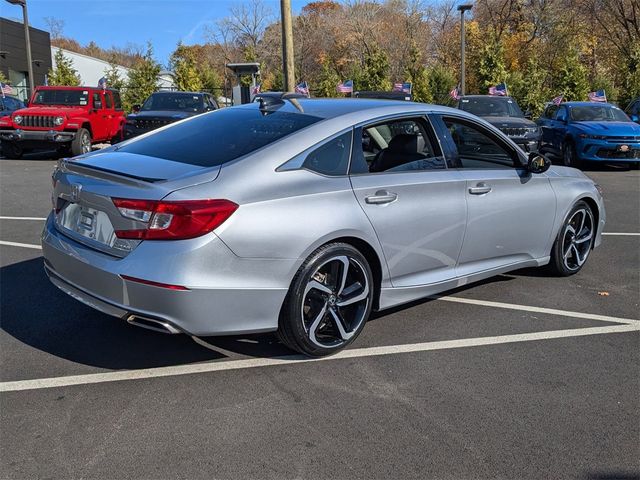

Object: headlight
[53,116,65,126]
[13,115,23,125]
[526,127,541,134]
[579,133,607,140]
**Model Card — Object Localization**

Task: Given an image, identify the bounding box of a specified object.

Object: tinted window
[544,105,558,119]
[554,106,568,121]
[569,105,630,122]
[104,92,113,109]
[33,89,89,106]
[301,131,352,176]
[112,91,122,110]
[2,97,22,111]
[141,93,204,112]
[117,107,322,167]
[444,117,517,169]
[459,97,524,117]
[92,93,103,108]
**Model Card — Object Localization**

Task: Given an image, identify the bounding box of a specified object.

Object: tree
[404,43,433,104]
[124,43,160,109]
[170,43,203,92]
[43,16,64,40]
[355,44,391,91]
[553,49,589,101]
[476,32,508,92]
[427,65,457,105]
[103,58,126,92]
[314,55,340,97]
[48,48,80,86]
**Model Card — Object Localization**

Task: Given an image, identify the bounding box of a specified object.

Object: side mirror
[524,111,532,120]
[132,104,141,113]
[94,100,102,110]
[631,114,639,122]
[527,152,551,174]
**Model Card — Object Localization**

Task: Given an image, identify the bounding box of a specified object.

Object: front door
[433,114,556,276]
[349,116,467,287]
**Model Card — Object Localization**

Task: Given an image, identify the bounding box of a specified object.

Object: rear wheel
[70,128,92,156]
[548,201,595,276]
[278,243,373,357]
[1,141,23,159]
[563,141,583,169]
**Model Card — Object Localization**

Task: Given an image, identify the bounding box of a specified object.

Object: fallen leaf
[597,291,610,296]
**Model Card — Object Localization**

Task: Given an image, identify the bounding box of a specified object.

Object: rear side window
[117,107,322,167]
[302,131,352,176]
[113,92,122,110]
[104,92,113,109]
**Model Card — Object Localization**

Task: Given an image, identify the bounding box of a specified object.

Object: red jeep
[0,86,126,159]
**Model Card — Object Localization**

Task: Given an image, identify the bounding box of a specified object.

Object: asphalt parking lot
[1,153,638,480]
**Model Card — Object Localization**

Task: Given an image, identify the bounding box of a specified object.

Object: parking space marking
[0,216,47,221]
[0,240,42,250]
[1,324,637,393]
[602,232,640,236]
[434,296,640,326]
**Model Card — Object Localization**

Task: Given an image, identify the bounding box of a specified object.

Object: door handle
[365,190,398,205]
[469,183,492,195]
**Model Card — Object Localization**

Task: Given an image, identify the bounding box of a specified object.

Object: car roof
[150,91,206,96]
[235,98,461,121]
[35,86,119,92]
[559,102,618,107]
[459,95,514,100]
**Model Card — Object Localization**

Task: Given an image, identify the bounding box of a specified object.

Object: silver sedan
[42,95,605,356]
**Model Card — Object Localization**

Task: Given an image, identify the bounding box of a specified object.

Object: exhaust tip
[126,315,181,334]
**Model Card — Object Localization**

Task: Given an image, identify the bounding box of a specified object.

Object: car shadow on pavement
[0,257,291,370]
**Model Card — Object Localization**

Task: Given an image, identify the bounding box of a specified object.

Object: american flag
[251,84,261,95]
[551,95,564,105]
[336,80,353,94]
[588,89,607,102]
[449,84,461,101]
[295,81,310,97]
[393,82,412,94]
[1,82,14,98]
[488,83,508,96]
[97,77,107,91]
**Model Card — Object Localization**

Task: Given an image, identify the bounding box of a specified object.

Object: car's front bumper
[576,138,640,162]
[41,214,296,336]
[0,128,76,144]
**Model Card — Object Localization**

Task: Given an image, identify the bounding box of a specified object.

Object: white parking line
[434,296,640,326]
[0,216,47,221]
[1,324,637,393]
[602,232,640,236]
[0,240,42,250]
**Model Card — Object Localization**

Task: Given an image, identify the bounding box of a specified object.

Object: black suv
[457,95,541,152]
[124,91,219,139]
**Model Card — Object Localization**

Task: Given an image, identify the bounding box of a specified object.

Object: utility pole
[5,0,34,98]
[280,0,295,92]
[457,3,473,96]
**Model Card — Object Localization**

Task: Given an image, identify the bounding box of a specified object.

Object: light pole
[5,0,34,98]
[457,3,473,96]
[280,0,295,92]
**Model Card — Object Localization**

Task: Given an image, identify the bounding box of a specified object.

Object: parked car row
[0,87,219,159]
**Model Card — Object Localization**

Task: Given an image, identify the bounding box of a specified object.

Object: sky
[0,0,310,67]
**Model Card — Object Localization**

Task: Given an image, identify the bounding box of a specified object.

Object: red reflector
[121,274,189,291]
[112,198,238,240]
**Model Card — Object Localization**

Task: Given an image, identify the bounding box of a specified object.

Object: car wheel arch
[552,194,601,251]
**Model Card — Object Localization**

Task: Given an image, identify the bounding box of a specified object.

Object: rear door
[90,91,109,141]
[433,114,556,276]
[349,115,467,287]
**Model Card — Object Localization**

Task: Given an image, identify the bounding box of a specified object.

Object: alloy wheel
[301,255,370,349]
[561,208,594,271]
[81,132,91,154]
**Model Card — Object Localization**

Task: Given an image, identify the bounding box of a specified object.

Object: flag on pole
[336,80,353,94]
[1,82,14,98]
[295,81,310,97]
[449,84,461,101]
[44,74,48,86]
[393,82,412,94]
[551,95,564,105]
[587,89,607,102]
[98,77,107,91]
[488,83,508,96]
[251,84,261,95]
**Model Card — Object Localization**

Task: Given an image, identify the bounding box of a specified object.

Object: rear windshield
[569,105,630,122]
[141,93,204,112]
[459,97,524,117]
[116,107,322,166]
[32,89,89,106]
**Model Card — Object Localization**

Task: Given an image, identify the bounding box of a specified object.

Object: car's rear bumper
[41,214,294,336]
[0,128,76,144]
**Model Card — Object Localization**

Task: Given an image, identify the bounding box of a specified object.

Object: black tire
[278,242,374,357]
[1,141,23,159]
[56,145,71,158]
[548,200,595,276]
[562,140,583,169]
[70,128,92,157]
[110,128,123,145]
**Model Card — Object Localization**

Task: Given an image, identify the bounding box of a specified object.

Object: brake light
[112,198,238,240]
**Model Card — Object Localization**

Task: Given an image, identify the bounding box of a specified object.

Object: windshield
[32,89,89,106]
[141,93,205,112]
[116,106,322,167]
[459,97,524,117]
[570,105,631,122]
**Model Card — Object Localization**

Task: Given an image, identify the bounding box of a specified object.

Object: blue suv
[0,95,24,118]
[537,102,640,168]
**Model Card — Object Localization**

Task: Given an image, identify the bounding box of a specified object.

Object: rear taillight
[112,198,238,240]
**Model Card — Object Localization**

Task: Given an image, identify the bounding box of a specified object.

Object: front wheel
[1,141,23,159]
[70,128,92,156]
[548,201,595,276]
[563,141,583,169]
[278,243,374,357]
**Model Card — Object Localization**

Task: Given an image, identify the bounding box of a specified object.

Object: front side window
[351,117,445,174]
[443,117,517,169]
[92,93,103,109]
